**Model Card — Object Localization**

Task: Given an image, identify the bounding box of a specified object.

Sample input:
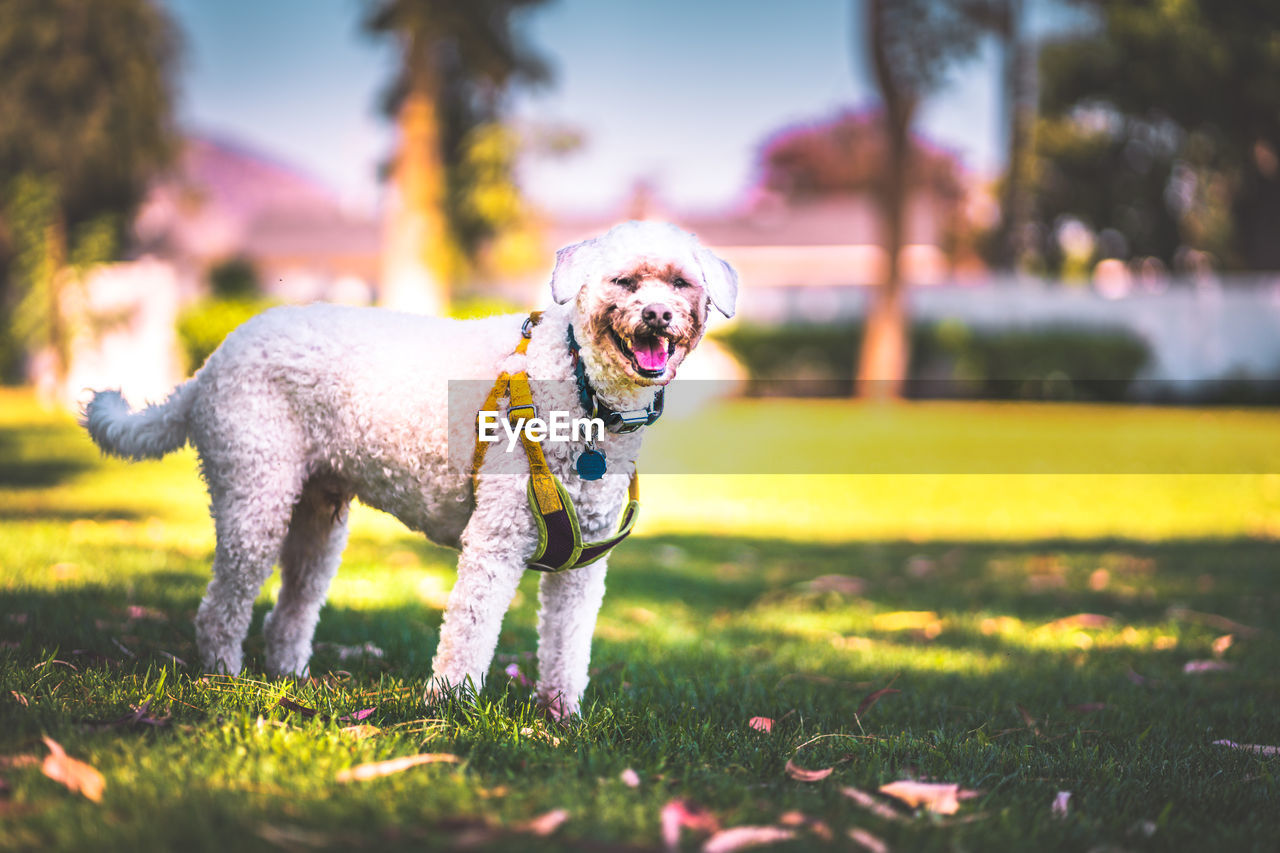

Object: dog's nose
[642,303,673,329]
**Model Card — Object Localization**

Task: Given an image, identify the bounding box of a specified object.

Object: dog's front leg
[428,535,528,701]
[535,558,608,720]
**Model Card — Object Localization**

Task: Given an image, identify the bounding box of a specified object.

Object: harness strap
[472,313,641,573]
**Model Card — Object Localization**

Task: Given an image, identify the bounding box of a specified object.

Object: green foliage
[0,0,178,379]
[1,390,1279,849]
[4,173,61,356]
[207,257,261,301]
[176,300,271,374]
[364,0,551,275]
[715,320,1150,400]
[1032,0,1280,271]
[0,0,178,245]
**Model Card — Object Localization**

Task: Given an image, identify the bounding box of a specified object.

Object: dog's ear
[550,238,598,304]
[695,247,739,318]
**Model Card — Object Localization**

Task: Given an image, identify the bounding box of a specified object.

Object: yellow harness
[472,313,640,572]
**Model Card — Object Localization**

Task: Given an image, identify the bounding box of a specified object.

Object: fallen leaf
[1211,740,1280,756]
[1051,790,1071,818]
[9,692,28,707]
[808,575,865,596]
[1183,660,1234,674]
[0,755,40,769]
[702,825,795,852]
[878,780,979,815]
[516,808,568,836]
[256,823,331,848]
[125,605,166,621]
[661,799,719,852]
[338,707,376,723]
[339,724,380,739]
[1212,634,1235,656]
[335,752,460,782]
[1016,704,1042,736]
[40,737,105,802]
[276,697,317,717]
[785,759,833,782]
[620,767,641,787]
[856,681,901,718]
[847,827,890,853]
[1067,702,1108,714]
[83,700,170,730]
[1044,613,1114,631]
[840,787,907,822]
[748,716,774,733]
[1167,607,1261,638]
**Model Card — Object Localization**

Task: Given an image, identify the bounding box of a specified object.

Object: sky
[162,0,1087,217]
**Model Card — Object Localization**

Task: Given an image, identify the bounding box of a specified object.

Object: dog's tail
[82,381,197,461]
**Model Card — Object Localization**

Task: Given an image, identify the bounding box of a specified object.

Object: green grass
[1,388,1278,851]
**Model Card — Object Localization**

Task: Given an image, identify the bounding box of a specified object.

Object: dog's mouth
[608,328,676,379]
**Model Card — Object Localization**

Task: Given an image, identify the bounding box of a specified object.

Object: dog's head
[550,221,738,387]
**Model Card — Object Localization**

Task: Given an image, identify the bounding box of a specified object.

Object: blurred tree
[858,0,1002,399]
[760,110,965,203]
[0,0,178,384]
[1033,0,1280,272]
[364,0,550,314]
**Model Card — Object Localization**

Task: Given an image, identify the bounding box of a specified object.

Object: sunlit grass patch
[1,389,1279,850]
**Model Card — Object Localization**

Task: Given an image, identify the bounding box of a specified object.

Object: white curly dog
[84,221,737,718]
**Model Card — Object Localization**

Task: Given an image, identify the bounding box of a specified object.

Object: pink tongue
[633,338,668,372]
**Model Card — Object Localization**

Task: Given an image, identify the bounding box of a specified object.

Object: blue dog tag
[576,449,607,480]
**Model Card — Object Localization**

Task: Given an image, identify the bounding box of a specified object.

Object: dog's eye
[673,277,691,288]
[612,276,636,290]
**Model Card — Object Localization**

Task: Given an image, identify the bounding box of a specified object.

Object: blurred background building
[1,0,1278,406]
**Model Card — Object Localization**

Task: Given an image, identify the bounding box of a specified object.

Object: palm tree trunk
[857,0,914,400]
[380,71,450,316]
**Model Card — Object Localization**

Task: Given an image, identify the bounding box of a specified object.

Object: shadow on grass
[0,427,97,490]
[2,533,1275,713]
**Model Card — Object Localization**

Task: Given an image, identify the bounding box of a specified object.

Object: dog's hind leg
[264,477,352,677]
[535,559,609,720]
[194,471,302,675]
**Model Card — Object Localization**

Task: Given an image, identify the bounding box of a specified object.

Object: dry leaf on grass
[878,780,980,815]
[702,825,795,852]
[516,808,568,836]
[785,759,833,782]
[1067,702,1108,714]
[1212,634,1235,656]
[256,823,331,848]
[276,697,317,717]
[1183,660,1234,674]
[847,827,890,853]
[661,799,720,852]
[1212,740,1280,756]
[40,738,105,803]
[620,768,641,787]
[856,681,901,718]
[808,575,865,596]
[335,752,459,782]
[747,716,774,733]
[841,787,906,822]
[1051,790,1071,818]
[1044,613,1114,631]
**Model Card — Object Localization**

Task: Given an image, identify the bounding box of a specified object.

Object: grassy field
[1,388,1278,851]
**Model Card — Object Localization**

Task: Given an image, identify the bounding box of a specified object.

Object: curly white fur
[82,221,737,718]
